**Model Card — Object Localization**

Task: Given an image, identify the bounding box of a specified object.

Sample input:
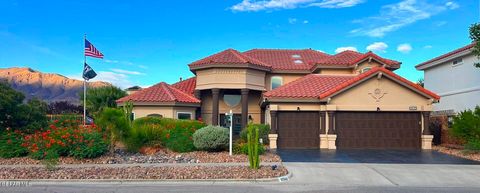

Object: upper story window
[271,76,283,90]
[452,58,463,66]
[360,67,372,73]
[223,94,241,107]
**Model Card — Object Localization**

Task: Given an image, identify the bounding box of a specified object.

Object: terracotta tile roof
[171,77,196,95]
[188,49,270,69]
[190,48,400,72]
[263,74,355,99]
[415,43,475,69]
[116,82,200,104]
[243,49,330,71]
[318,67,440,100]
[316,50,400,67]
[264,67,440,100]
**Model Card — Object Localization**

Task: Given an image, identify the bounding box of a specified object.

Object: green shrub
[128,117,206,152]
[96,108,130,141]
[232,141,265,155]
[0,129,28,158]
[451,106,480,151]
[464,139,480,152]
[240,124,270,144]
[193,125,229,151]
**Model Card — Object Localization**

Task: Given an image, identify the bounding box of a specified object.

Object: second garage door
[277,111,319,149]
[336,112,421,149]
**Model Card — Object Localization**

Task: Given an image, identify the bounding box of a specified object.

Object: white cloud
[366,42,388,53]
[445,1,459,9]
[303,20,309,24]
[105,59,119,64]
[309,0,365,8]
[397,43,412,53]
[288,18,298,24]
[67,71,135,89]
[110,68,145,75]
[350,0,458,37]
[434,21,447,27]
[335,46,357,53]
[230,0,364,12]
[423,45,433,49]
[138,65,148,69]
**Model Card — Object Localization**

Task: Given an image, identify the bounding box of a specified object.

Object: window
[223,94,241,107]
[452,58,463,66]
[147,114,163,118]
[177,112,192,120]
[271,76,283,90]
[361,67,372,73]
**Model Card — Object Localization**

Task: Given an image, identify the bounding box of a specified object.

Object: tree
[47,101,83,114]
[416,78,424,87]
[79,86,127,116]
[0,82,48,132]
[469,23,480,68]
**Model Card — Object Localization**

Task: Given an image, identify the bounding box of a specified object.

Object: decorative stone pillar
[211,88,220,126]
[241,89,249,129]
[319,112,328,149]
[422,112,431,135]
[422,111,433,149]
[270,111,277,134]
[327,111,335,134]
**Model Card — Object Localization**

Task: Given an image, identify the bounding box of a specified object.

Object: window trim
[270,76,283,90]
[177,112,193,120]
[452,58,463,67]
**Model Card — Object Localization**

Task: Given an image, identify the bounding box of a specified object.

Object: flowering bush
[0,119,109,160]
[0,128,28,158]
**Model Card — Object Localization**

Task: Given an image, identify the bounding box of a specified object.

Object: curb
[0,162,283,168]
[0,172,292,185]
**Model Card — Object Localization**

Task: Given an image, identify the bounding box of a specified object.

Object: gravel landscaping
[0,149,281,165]
[433,145,480,162]
[0,165,288,180]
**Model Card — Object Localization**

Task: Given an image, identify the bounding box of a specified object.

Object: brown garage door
[336,112,421,149]
[278,111,319,149]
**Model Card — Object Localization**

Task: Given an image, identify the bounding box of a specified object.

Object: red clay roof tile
[116,82,200,104]
[243,49,330,71]
[171,77,196,95]
[188,49,270,69]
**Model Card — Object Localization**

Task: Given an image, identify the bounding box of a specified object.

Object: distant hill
[0,67,110,104]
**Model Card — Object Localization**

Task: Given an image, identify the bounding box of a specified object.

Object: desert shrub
[0,128,28,158]
[193,125,229,151]
[96,108,130,142]
[69,128,109,159]
[128,117,206,152]
[240,124,270,144]
[451,106,480,151]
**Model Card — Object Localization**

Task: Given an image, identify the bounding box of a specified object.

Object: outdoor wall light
[377,107,381,111]
[297,107,301,111]
[248,115,253,121]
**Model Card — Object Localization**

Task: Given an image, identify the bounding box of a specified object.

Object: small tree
[469,23,480,68]
[246,124,260,169]
[96,108,130,153]
[450,106,480,151]
[80,86,127,117]
[416,78,424,88]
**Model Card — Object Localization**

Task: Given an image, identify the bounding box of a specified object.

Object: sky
[0,0,477,88]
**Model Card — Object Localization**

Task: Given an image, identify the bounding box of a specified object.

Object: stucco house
[416,43,480,117]
[117,48,440,150]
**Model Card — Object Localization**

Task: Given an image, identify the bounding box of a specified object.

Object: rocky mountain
[0,67,110,104]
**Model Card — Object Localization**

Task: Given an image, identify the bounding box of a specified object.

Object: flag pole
[83,34,87,126]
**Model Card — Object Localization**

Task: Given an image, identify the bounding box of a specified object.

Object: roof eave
[415,49,472,70]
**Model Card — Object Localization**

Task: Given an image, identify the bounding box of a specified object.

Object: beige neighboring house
[117,48,440,150]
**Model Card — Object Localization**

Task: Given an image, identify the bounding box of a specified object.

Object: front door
[220,114,242,135]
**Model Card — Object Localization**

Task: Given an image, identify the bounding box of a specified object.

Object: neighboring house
[117,48,440,150]
[416,43,480,117]
[125,86,143,95]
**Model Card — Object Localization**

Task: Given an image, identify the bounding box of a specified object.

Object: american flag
[84,39,104,58]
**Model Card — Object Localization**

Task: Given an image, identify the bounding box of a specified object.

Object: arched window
[147,114,163,118]
[271,76,283,90]
[361,67,372,73]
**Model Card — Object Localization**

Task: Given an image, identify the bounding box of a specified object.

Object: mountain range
[0,67,110,104]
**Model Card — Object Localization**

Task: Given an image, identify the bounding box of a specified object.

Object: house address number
[409,106,417,111]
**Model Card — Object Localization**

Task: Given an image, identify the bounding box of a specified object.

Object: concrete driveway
[277,149,480,188]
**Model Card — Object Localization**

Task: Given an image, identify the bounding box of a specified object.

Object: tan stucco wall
[319,61,383,75]
[265,74,305,91]
[328,76,433,111]
[200,90,262,125]
[132,106,196,120]
[196,68,266,91]
[354,61,383,74]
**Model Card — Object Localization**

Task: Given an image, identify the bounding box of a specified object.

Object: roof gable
[171,77,196,95]
[416,43,474,69]
[116,82,200,104]
[189,49,270,70]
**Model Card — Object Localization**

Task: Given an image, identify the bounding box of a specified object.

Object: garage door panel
[336,112,421,149]
[277,112,319,149]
